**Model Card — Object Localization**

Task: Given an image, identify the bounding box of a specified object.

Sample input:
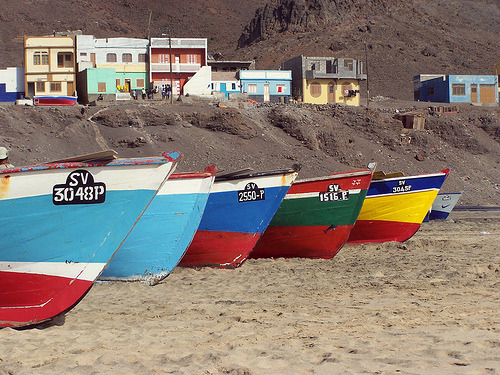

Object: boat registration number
[53,170,106,205]
[392,180,412,193]
[238,183,265,202]
[319,183,349,202]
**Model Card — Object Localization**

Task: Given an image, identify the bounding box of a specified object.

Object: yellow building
[24,34,76,99]
[282,56,367,106]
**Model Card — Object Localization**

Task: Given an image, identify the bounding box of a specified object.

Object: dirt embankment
[0,98,498,206]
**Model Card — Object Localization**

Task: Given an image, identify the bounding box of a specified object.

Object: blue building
[0,67,24,102]
[239,70,292,103]
[414,74,498,105]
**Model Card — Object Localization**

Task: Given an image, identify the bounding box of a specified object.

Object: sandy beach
[1,210,498,375]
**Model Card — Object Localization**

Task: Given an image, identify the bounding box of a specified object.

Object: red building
[149,38,207,96]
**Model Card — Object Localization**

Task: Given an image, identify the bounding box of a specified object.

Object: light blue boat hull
[101,170,215,282]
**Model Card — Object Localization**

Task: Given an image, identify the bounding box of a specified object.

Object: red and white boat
[34,95,78,106]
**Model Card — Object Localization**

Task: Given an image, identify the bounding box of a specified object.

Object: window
[80,52,87,56]
[50,82,62,92]
[452,84,465,95]
[231,83,236,90]
[122,53,132,63]
[342,83,352,96]
[36,81,45,92]
[276,84,286,93]
[33,51,49,65]
[247,84,257,94]
[138,53,147,63]
[98,82,106,92]
[106,53,117,63]
[136,78,145,88]
[186,54,198,64]
[310,82,321,98]
[157,54,169,64]
[326,60,336,74]
[57,53,73,68]
[344,59,354,71]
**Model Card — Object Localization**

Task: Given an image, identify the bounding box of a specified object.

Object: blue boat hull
[179,169,300,268]
[0,154,180,327]
[101,177,214,282]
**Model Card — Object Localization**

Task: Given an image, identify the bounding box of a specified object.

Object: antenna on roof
[147,10,152,40]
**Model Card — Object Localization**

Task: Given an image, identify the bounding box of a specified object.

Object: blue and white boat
[424,192,463,221]
[100,166,217,284]
[0,151,180,327]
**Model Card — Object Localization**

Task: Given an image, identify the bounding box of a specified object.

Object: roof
[211,71,238,82]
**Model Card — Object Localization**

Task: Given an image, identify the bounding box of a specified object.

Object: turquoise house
[76,67,148,104]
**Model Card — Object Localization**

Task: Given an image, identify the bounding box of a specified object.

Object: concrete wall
[183,66,212,96]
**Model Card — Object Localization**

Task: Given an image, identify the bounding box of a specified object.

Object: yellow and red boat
[347,168,450,243]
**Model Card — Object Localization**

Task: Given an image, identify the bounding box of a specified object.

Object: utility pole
[364,41,370,108]
[169,34,173,104]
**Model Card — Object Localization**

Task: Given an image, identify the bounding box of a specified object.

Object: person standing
[0,147,14,169]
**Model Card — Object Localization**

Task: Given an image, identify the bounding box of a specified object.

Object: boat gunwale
[170,165,217,180]
[0,152,181,176]
[371,169,450,183]
[215,165,300,182]
[295,168,372,185]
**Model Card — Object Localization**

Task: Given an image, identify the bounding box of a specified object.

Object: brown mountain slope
[235,0,500,99]
[0,0,498,99]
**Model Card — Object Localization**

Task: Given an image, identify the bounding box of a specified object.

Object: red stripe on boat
[0,271,93,327]
[250,225,353,259]
[347,220,421,243]
[179,230,262,268]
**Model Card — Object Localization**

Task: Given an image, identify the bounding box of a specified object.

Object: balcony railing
[150,63,201,73]
[305,70,367,80]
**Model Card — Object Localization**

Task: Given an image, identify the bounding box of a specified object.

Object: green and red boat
[250,167,374,259]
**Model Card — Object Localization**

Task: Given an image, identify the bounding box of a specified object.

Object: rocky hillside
[1,99,498,206]
[238,0,408,47]
[0,0,498,99]
[236,0,500,99]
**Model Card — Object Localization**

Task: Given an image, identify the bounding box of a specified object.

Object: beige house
[24,34,77,99]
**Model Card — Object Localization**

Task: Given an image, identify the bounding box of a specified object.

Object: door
[263,84,270,102]
[174,79,181,96]
[328,83,336,103]
[27,82,35,98]
[90,53,96,68]
[67,82,75,96]
[471,84,478,102]
[220,83,227,98]
[124,79,132,92]
[479,84,496,104]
